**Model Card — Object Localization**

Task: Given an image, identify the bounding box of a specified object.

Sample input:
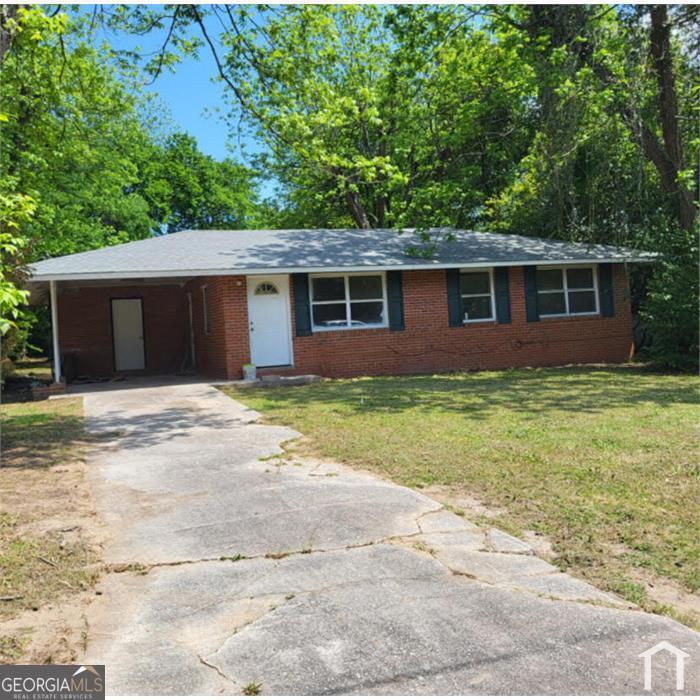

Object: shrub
[640,223,699,370]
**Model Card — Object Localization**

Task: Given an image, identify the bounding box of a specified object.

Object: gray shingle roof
[28,228,656,281]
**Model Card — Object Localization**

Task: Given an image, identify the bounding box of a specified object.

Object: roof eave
[28,255,658,283]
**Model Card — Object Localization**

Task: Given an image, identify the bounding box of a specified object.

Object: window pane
[463,295,492,321]
[567,268,594,289]
[460,271,490,295]
[537,268,563,291]
[312,277,345,302]
[349,275,383,300]
[538,291,566,315]
[568,290,596,314]
[350,301,384,326]
[312,303,347,328]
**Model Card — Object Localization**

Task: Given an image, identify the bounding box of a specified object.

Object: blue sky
[146,51,232,162]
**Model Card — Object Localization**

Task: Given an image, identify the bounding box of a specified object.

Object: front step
[257,374,323,387]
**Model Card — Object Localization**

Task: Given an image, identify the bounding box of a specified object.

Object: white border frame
[459,267,496,324]
[309,271,389,332]
[536,264,599,318]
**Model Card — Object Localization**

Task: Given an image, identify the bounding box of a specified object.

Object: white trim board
[28,257,654,283]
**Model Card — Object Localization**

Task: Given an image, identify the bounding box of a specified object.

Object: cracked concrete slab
[417,508,480,534]
[488,528,534,554]
[79,379,700,695]
[83,383,438,564]
[498,572,625,605]
[416,529,486,553]
[431,549,559,583]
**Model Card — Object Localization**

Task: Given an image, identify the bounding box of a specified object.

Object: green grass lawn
[1,397,85,469]
[223,365,700,625]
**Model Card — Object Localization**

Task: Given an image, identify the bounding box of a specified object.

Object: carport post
[49,280,62,383]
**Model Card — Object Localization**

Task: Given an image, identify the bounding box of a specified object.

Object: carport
[31,277,200,383]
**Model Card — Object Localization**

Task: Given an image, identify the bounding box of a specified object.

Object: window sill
[538,312,600,321]
[311,324,389,333]
[462,318,497,326]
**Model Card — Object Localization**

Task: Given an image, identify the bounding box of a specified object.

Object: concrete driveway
[78,380,699,695]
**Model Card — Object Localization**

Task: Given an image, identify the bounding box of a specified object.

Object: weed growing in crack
[241,681,261,695]
[109,562,151,575]
[265,552,289,560]
[413,541,436,556]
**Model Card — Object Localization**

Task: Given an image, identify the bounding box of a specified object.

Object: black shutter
[386,271,405,331]
[292,273,312,336]
[446,269,463,327]
[494,267,511,324]
[523,266,539,322]
[598,263,614,317]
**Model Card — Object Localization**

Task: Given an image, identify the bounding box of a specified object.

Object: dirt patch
[420,484,504,521]
[521,529,557,559]
[0,597,92,664]
[0,452,105,663]
[634,573,700,628]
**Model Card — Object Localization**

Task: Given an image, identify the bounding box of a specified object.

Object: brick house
[27,228,655,382]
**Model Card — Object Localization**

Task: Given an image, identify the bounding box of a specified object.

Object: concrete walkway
[79,380,699,695]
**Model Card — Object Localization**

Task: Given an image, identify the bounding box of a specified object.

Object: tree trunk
[647,5,696,232]
[0,5,19,64]
[345,190,371,229]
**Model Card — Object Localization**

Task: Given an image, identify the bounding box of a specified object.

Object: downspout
[187,291,196,369]
[49,280,62,383]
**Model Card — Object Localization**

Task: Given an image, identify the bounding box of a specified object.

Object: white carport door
[112,298,146,371]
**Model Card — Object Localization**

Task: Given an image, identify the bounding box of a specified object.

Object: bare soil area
[1,397,105,663]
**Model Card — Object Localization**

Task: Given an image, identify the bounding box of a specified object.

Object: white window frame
[309,271,389,332]
[201,284,210,335]
[537,264,599,318]
[460,267,496,324]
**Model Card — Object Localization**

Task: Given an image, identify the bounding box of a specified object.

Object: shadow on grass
[4,366,696,464]
[234,365,699,418]
[1,409,86,470]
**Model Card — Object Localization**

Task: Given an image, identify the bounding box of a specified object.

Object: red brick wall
[186,276,249,379]
[267,264,633,380]
[57,283,189,377]
[56,265,633,381]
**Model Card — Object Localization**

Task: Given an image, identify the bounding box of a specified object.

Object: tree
[140,132,258,232]
[0,6,260,360]
[1,8,156,256]
[108,5,533,231]
[644,5,696,232]
[102,3,699,236]
[202,5,533,232]
[484,5,697,238]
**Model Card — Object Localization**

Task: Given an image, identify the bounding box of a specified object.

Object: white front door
[112,298,146,371]
[247,275,293,367]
